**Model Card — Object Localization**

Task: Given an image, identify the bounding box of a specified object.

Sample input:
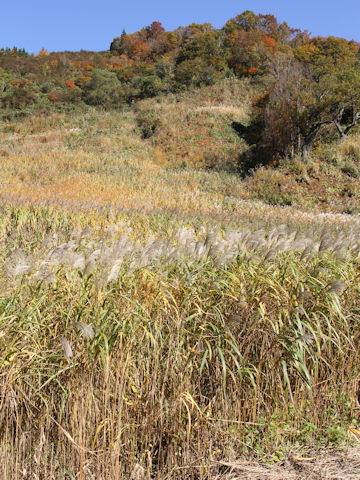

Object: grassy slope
[0,80,360,478]
[1,77,360,213]
[247,135,360,214]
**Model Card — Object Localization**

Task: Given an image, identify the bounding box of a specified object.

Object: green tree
[176,30,226,66]
[131,74,162,98]
[83,69,125,108]
[174,59,221,87]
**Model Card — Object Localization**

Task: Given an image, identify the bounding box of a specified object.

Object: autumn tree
[110,22,177,61]
[250,44,360,160]
[331,63,360,138]
[110,30,150,60]
[223,11,305,76]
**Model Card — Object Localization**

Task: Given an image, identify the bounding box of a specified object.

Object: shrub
[131,74,162,98]
[136,107,163,138]
[341,162,359,178]
[83,69,125,108]
[41,82,55,93]
[246,167,300,206]
[1,84,38,109]
[174,59,222,87]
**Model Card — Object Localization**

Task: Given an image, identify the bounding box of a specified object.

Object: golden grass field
[1,82,360,479]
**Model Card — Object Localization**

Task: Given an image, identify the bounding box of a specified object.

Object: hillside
[1,78,360,214]
[1,10,360,167]
[1,10,360,480]
[1,83,360,479]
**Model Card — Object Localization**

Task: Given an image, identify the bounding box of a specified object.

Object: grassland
[1,81,360,479]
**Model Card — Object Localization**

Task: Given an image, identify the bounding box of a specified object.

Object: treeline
[0,47,29,57]
[1,10,360,161]
[0,12,307,109]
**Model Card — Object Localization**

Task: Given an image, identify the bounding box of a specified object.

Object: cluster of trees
[0,11,309,113]
[109,12,304,88]
[248,36,360,162]
[0,47,29,57]
[109,12,360,160]
[0,11,359,160]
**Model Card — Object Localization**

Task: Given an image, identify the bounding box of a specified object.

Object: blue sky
[1,1,359,53]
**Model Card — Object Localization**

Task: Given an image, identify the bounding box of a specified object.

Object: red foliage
[147,21,165,39]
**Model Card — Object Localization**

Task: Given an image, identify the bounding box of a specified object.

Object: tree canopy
[1,11,360,160]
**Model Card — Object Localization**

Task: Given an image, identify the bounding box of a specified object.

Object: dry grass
[0,205,360,478]
[1,93,360,478]
[135,78,252,169]
[213,448,360,479]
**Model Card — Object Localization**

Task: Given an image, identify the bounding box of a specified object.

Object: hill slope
[1,11,360,479]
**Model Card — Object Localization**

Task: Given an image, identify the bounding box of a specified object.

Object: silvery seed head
[326,280,346,295]
[59,337,73,360]
[295,333,314,345]
[74,321,95,340]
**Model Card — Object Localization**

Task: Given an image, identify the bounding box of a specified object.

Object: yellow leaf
[349,427,360,442]
[259,302,266,314]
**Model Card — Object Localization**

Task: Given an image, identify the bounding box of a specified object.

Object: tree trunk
[333,106,346,139]
[301,144,310,158]
[333,121,346,139]
[301,127,321,158]
[344,109,360,135]
[301,122,331,158]
[333,105,360,137]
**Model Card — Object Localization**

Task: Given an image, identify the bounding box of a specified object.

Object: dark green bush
[83,69,125,108]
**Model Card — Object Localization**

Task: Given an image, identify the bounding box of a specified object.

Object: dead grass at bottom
[212,448,360,480]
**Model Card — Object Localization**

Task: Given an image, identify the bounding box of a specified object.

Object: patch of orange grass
[1,172,220,214]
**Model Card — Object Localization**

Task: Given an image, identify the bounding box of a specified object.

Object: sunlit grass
[0,204,360,477]
[1,92,360,478]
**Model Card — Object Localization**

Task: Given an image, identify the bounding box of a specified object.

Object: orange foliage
[248,67,258,75]
[37,49,49,57]
[83,61,95,70]
[133,39,151,59]
[11,79,28,87]
[48,92,59,101]
[75,75,91,88]
[263,36,276,48]
[108,62,122,70]
[65,80,76,89]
